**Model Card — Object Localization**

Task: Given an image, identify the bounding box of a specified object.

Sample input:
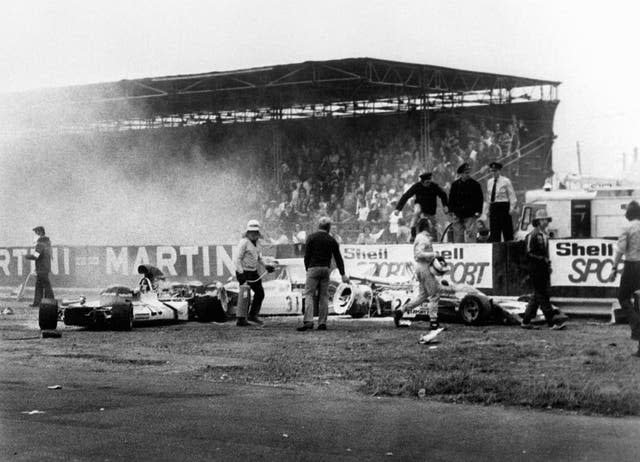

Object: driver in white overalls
[394,218,442,329]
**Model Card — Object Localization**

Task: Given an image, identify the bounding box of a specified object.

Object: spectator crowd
[254,111,533,245]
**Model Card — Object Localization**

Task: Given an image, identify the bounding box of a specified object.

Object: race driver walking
[393,218,444,330]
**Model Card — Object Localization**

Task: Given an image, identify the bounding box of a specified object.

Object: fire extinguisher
[236,283,252,319]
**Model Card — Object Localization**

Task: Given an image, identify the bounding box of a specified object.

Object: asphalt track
[2,363,640,461]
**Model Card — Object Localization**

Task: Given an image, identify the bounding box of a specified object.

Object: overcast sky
[1,0,637,178]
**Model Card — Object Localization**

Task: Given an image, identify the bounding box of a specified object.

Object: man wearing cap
[484,162,517,242]
[297,217,349,331]
[448,163,484,243]
[394,172,448,242]
[521,210,566,330]
[234,220,271,326]
[25,226,54,307]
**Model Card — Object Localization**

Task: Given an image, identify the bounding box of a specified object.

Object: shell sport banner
[341,243,493,288]
[549,239,619,287]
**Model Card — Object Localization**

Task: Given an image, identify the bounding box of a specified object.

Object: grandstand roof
[2,57,560,128]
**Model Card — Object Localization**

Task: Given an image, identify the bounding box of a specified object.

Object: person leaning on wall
[393,172,448,243]
[609,200,640,357]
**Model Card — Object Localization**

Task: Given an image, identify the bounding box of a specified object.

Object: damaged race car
[161,280,229,323]
[38,275,227,331]
[331,261,567,326]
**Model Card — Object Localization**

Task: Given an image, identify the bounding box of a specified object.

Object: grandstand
[0,58,560,245]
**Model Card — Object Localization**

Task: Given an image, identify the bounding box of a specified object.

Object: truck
[515,187,640,240]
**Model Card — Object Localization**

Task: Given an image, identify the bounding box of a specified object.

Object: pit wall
[0,239,619,298]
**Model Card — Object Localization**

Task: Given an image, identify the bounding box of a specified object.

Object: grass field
[2,304,640,417]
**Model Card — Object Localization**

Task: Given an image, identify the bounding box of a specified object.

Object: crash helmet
[430,256,451,276]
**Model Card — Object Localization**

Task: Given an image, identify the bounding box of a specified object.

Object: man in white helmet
[234,220,272,326]
[393,217,445,330]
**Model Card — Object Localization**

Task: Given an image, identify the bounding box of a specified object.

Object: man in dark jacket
[521,210,566,330]
[297,217,349,331]
[395,172,448,242]
[448,163,484,243]
[137,264,166,292]
[25,226,54,307]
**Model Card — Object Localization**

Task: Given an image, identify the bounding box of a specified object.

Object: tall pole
[576,141,582,176]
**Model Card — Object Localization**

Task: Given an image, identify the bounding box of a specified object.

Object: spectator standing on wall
[297,217,349,331]
[394,172,448,243]
[520,210,566,330]
[484,162,517,242]
[448,163,484,243]
[25,226,54,307]
[609,200,640,357]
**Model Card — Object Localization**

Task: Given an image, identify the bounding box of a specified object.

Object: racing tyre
[332,283,354,315]
[195,297,227,323]
[38,299,58,330]
[111,303,133,331]
[458,294,491,325]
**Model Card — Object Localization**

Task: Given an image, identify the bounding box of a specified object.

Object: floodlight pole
[576,141,582,176]
[419,92,431,168]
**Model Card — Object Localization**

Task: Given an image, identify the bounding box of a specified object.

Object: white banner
[341,243,493,288]
[549,239,618,287]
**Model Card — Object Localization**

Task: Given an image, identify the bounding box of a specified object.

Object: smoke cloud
[0,119,263,246]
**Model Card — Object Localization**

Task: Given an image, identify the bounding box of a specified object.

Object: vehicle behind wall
[516,187,639,240]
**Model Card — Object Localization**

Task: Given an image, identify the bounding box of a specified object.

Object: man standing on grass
[609,200,640,357]
[520,210,566,330]
[297,217,349,332]
[25,226,54,307]
[234,220,273,327]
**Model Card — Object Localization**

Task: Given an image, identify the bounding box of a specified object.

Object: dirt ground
[1,300,639,417]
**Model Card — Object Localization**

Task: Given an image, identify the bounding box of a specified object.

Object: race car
[331,261,567,326]
[161,280,228,322]
[37,276,225,330]
[224,258,304,316]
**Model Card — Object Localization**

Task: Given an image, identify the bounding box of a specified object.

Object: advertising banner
[549,239,618,287]
[1,243,493,290]
[341,243,493,288]
[0,245,239,289]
